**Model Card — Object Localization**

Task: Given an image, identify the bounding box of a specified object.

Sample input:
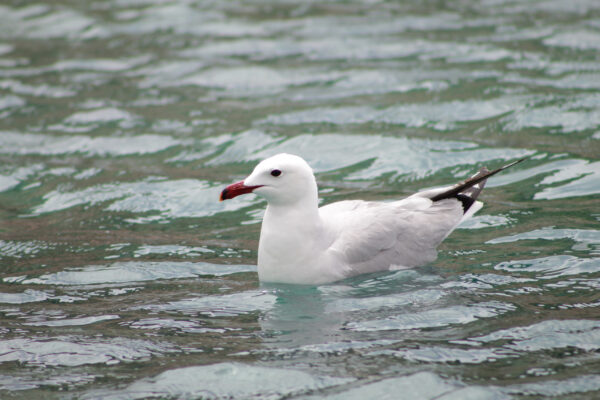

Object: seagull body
[220,154,522,285]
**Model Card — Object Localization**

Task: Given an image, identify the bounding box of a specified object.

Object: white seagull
[220,154,523,285]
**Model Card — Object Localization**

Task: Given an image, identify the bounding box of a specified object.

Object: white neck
[257,190,329,284]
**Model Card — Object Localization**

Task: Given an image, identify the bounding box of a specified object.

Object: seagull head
[220,153,317,206]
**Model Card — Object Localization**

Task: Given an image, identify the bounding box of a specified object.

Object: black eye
[271,169,282,177]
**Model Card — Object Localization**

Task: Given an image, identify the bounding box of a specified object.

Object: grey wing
[321,198,463,275]
[319,159,526,277]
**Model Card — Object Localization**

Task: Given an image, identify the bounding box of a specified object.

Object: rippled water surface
[1,0,599,398]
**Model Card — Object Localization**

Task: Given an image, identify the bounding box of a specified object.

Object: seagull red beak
[219,181,263,201]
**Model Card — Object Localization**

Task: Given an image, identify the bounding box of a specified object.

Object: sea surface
[1,0,599,399]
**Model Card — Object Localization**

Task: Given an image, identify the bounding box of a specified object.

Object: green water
[0,0,599,398]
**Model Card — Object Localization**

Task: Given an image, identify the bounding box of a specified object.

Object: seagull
[220,154,524,285]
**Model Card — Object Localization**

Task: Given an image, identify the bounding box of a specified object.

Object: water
[0,0,599,398]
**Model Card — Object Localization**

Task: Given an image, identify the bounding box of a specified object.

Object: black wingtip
[500,156,528,170]
[430,156,528,212]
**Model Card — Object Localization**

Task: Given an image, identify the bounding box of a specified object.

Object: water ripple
[469,319,600,352]
[7,261,255,286]
[543,29,600,50]
[494,255,600,279]
[31,178,256,220]
[375,346,515,365]
[0,372,95,392]
[383,319,600,366]
[0,5,95,40]
[0,336,175,367]
[209,131,531,181]
[139,290,276,317]
[127,318,226,334]
[24,314,119,327]
[347,301,515,332]
[324,289,446,314]
[304,371,507,400]
[260,96,530,129]
[488,227,600,255]
[534,161,600,200]
[0,94,25,111]
[0,289,50,304]
[1,0,599,397]
[507,374,600,397]
[0,79,76,98]
[0,239,55,258]
[0,132,184,157]
[86,362,351,400]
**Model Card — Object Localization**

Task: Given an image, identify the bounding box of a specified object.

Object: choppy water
[0,0,599,398]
